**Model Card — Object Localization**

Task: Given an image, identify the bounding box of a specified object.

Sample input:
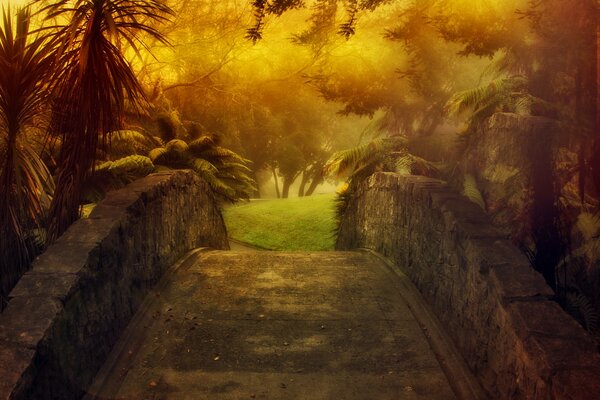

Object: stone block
[28,241,93,275]
[0,344,36,400]
[0,296,62,348]
[9,272,79,301]
[508,301,596,343]
[551,367,600,400]
[58,215,120,245]
[489,264,554,300]
[520,334,600,378]
[463,237,531,274]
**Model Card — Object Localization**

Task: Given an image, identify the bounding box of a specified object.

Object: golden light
[0,0,31,8]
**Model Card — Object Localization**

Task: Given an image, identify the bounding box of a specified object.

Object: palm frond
[565,289,599,333]
[325,135,407,178]
[445,75,529,118]
[107,129,162,158]
[0,6,55,306]
[83,154,154,202]
[576,212,600,241]
[218,161,253,174]
[462,173,485,209]
[165,139,189,152]
[188,135,215,154]
[148,146,167,162]
[202,146,251,162]
[42,0,173,241]
[150,145,189,167]
[190,158,218,176]
[395,154,413,175]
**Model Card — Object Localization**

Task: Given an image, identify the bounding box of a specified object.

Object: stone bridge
[0,171,599,399]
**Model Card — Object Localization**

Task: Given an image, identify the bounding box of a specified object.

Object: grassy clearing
[222,194,337,251]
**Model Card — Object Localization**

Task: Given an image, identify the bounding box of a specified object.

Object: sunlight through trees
[0,0,599,336]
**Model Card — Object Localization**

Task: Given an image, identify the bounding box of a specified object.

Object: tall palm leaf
[38,0,172,242]
[0,6,56,307]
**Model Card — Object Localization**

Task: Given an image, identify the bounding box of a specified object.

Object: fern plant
[445,75,551,136]
[325,135,438,183]
[325,136,407,180]
[83,155,155,203]
[105,129,163,160]
[564,289,599,334]
[462,173,485,209]
[326,134,439,229]
[149,133,257,202]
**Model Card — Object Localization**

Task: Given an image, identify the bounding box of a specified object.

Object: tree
[0,7,55,307]
[38,0,172,242]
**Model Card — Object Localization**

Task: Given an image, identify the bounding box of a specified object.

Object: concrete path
[88,251,463,399]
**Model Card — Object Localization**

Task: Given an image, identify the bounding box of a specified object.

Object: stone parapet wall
[0,170,228,399]
[337,172,600,399]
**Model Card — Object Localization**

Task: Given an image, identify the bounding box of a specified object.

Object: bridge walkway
[88,250,479,400]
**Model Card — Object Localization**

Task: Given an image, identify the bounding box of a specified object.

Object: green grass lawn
[222,194,337,251]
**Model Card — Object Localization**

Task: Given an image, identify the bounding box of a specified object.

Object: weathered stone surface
[337,172,600,399]
[89,251,457,400]
[0,170,229,400]
[0,344,36,400]
[551,367,600,400]
[488,263,554,300]
[9,272,79,301]
[0,296,62,348]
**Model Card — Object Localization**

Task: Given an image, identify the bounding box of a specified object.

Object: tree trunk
[587,3,600,194]
[576,1,598,200]
[298,170,309,197]
[47,148,88,243]
[529,126,563,291]
[281,177,292,199]
[271,166,280,198]
[305,176,323,196]
[305,170,324,196]
[252,171,261,198]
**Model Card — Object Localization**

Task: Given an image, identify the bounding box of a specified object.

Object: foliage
[325,136,405,179]
[564,290,599,334]
[462,173,485,209]
[105,129,163,159]
[326,133,439,232]
[149,134,257,202]
[246,0,390,42]
[82,155,155,202]
[446,76,529,125]
[444,75,562,138]
[0,7,55,307]
[325,135,438,186]
[38,0,173,242]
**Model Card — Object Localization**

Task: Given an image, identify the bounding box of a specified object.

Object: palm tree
[0,7,56,307]
[37,0,172,242]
